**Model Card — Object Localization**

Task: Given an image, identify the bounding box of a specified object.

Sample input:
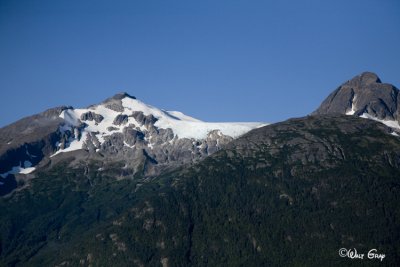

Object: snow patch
[345,106,356,115]
[157,120,265,139]
[121,98,174,119]
[166,111,201,122]
[345,96,357,115]
[122,97,266,139]
[123,141,135,148]
[51,132,88,157]
[360,113,400,130]
[59,109,80,126]
[0,161,36,178]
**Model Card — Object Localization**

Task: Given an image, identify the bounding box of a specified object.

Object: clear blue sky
[1,0,399,127]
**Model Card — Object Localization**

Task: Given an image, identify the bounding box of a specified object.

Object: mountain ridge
[1,72,400,266]
[0,93,265,196]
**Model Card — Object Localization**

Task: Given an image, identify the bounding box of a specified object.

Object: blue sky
[0,0,399,127]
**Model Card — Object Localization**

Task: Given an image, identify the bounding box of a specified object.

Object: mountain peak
[350,71,381,85]
[111,92,136,100]
[99,92,137,108]
[313,71,399,130]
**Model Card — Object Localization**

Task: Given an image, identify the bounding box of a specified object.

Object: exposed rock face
[101,92,135,112]
[107,126,119,131]
[113,114,129,126]
[313,72,400,125]
[0,106,70,172]
[80,112,104,123]
[0,106,74,195]
[131,111,157,128]
[122,127,145,146]
[82,118,236,177]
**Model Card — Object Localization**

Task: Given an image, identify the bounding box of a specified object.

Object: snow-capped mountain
[0,93,265,195]
[55,92,265,156]
[313,72,400,135]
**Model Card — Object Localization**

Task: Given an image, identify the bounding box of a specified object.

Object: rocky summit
[313,72,400,133]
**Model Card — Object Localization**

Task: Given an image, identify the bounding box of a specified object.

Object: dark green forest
[1,115,400,266]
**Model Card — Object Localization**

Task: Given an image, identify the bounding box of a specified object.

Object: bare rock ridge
[312,72,400,129]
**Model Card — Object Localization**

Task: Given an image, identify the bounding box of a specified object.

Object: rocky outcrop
[122,127,145,146]
[0,106,69,172]
[131,111,158,128]
[101,92,135,112]
[0,106,75,195]
[113,114,129,126]
[80,111,104,123]
[312,72,400,124]
[86,123,235,178]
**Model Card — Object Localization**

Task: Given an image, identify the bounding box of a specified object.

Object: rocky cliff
[313,72,400,132]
